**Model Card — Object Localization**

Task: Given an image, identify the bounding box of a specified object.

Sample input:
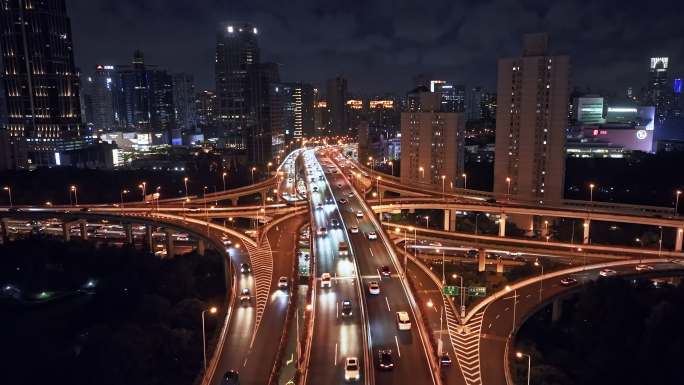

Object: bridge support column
[478,249,486,272]
[145,225,154,251]
[409,208,415,214]
[583,219,591,244]
[260,190,267,205]
[449,210,457,232]
[197,239,206,256]
[79,220,88,240]
[676,228,683,252]
[552,298,563,323]
[443,210,450,231]
[496,259,504,274]
[1,218,10,243]
[164,230,174,258]
[125,224,134,244]
[231,198,238,207]
[62,222,72,241]
[498,214,507,237]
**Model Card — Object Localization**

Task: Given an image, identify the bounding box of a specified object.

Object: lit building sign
[369,100,394,109]
[316,101,327,108]
[675,78,682,94]
[636,130,648,140]
[607,107,637,113]
[430,80,445,93]
[650,57,668,70]
[227,26,234,33]
[346,100,363,110]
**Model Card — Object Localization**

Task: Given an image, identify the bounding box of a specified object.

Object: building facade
[493,33,570,204]
[326,76,348,136]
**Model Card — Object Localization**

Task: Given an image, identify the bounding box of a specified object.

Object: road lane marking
[337,301,339,319]
[369,247,374,257]
[395,335,401,357]
[495,314,500,319]
[334,343,338,366]
[385,297,391,311]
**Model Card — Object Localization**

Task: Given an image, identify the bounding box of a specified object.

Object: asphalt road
[320,152,434,385]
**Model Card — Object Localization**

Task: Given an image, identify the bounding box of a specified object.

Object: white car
[350,226,359,234]
[240,288,251,303]
[396,311,412,330]
[368,281,380,295]
[367,231,378,240]
[599,268,617,277]
[321,273,332,288]
[356,211,363,218]
[278,276,288,289]
[344,357,360,381]
[635,264,654,271]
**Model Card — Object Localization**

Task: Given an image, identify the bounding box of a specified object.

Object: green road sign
[468,286,487,297]
[442,286,460,296]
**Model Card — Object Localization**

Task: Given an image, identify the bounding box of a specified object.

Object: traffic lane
[237,215,305,385]
[406,261,464,385]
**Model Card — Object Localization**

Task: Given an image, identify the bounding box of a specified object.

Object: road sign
[442,286,460,296]
[468,286,487,297]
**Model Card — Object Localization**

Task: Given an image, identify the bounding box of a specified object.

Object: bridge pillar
[62,222,72,241]
[409,208,415,214]
[1,218,10,243]
[125,223,134,244]
[79,219,88,240]
[164,229,174,258]
[478,249,486,272]
[676,228,683,252]
[231,198,238,207]
[449,210,457,232]
[496,259,504,274]
[552,298,563,323]
[197,239,206,256]
[583,219,591,244]
[443,209,450,231]
[260,190,267,205]
[145,225,154,251]
[498,214,507,237]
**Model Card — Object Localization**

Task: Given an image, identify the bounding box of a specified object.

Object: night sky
[69,0,684,96]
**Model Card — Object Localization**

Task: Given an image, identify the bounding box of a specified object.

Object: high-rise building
[272,82,314,140]
[172,73,197,143]
[89,65,119,132]
[0,0,82,166]
[575,96,605,125]
[196,90,217,129]
[314,96,331,136]
[368,97,399,139]
[433,82,465,112]
[248,62,279,163]
[646,57,670,127]
[326,76,348,135]
[400,87,465,187]
[494,33,570,204]
[467,87,486,121]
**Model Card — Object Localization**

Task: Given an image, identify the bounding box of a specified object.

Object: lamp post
[155,186,161,212]
[120,189,129,213]
[441,175,446,200]
[437,248,445,285]
[409,225,416,260]
[515,352,531,385]
[506,177,511,201]
[505,285,518,334]
[184,177,189,199]
[3,186,12,208]
[201,306,218,372]
[376,176,382,211]
[222,172,227,191]
[534,258,544,303]
[251,167,257,184]
[182,198,190,220]
[389,161,394,176]
[70,185,78,206]
[203,186,209,235]
[267,161,273,176]
[452,273,465,318]
[368,156,373,171]
[139,182,147,202]
[676,190,682,216]
[589,183,595,203]
[462,173,467,190]
[424,215,430,230]
[419,166,425,181]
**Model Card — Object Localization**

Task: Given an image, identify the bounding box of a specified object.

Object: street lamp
[267,161,273,176]
[506,177,511,201]
[452,273,465,318]
[419,166,425,181]
[424,215,430,229]
[251,167,257,184]
[201,306,218,372]
[589,183,595,203]
[534,258,544,303]
[70,185,78,206]
[516,352,531,385]
[676,190,682,216]
[441,175,446,200]
[222,172,227,191]
[139,182,147,202]
[389,161,394,176]
[184,177,189,199]
[462,173,468,190]
[3,186,12,208]
[120,189,129,212]
[155,186,161,212]
[505,285,518,334]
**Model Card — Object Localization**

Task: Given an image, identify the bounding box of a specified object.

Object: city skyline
[69,0,684,94]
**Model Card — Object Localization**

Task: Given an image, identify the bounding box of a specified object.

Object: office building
[575,96,605,125]
[433,82,465,112]
[646,57,670,127]
[172,73,198,139]
[467,87,486,121]
[400,87,465,187]
[494,33,570,204]
[327,76,348,135]
[89,65,120,132]
[368,98,400,139]
[196,90,217,129]
[0,0,82,167]
[314,96,331,136]
[272,82,314,140]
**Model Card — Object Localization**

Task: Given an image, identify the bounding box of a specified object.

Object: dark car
[331,219,340,227]
[466,249,479,258]
[439,352,452,367]
[377,349,394,370]
[240,263,251,274]
[341,299,353,317]
[223,370,239,385]
[560,277,578,287]
[380,265,391,277]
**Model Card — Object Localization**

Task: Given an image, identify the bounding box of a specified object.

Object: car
[338,242,349,256]
[80,207,91,212]
[347,192,354,197]
[341,299,353,317]
[349,226,359,234]
[319,175,324,181]
[331,219,340,227]
[396,311,411,330]
[240,263,251,274]
[339,198,348,204]
[377,349,394,370]
[223,370,239,385]
[317,227,328,236]
[337,183,343,188]
[321,273,332,288]
[356,211,363,218]
[278,276,288,289]
[316,203,323,210]
[439,352,453,367]
[240,288,251,303]
[368,281,380,295]
[325,197,334,204]
[599,268,617,277]
[367,231,378,240]
[344,357,360,381]
[312,186,318,192]
[466,249,479,258]
[380,265,391,277]
[560,277,578,286]
[636,264,654,271]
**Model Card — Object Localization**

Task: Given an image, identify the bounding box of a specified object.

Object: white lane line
[369,247,374,257]
[488,322,492,329]
[337,301,339,319]
[504,307,509,312]
[395,335,401,357]
[495,314,500,320]
[385,297,391,311]
[334,343,338,366]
